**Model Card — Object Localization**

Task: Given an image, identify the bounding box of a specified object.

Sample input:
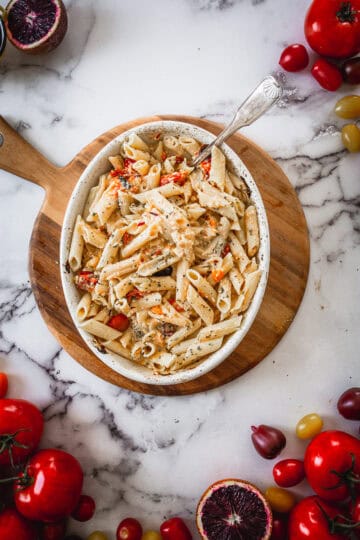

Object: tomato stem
[336,1,358,23]
[327,453,360,501]
[317,502,360,536]
[0,428,30,469]
[0,465,34,490]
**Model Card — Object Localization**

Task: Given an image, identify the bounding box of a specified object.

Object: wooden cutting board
[0,115,310,396]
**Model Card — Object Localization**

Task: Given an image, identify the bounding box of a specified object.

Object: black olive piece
[154,266,173,277]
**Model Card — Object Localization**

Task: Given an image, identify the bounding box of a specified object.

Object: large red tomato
[0,508,38,540]
[305,0,360,58]
[304,430,360,502]
[0,399,43,467]
[289,496,349,539]
[14,448,83,522]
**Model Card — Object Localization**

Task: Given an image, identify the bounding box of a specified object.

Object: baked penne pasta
[68,132,262,374]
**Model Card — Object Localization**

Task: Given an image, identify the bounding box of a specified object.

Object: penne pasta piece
[80,318,122,341]
[153,140,164,161]
[101,254,139,280]
[84,187,99,220]
[176,259,189,302]
[171,337,198,355]
[76,293,92,322]
[144,163,161,189]
[186,285,214,326]
[186,203,207,221]
[216,276,232,314]
[81,221,108,248]
[186,269,217,305]
[245,258,258,274]
[229,267,244,295]
[87,174,108,221]
[228,232,250,273]
[166,318,202,348]
[163,135,183,156]
[224,171,235,195]
[209,146,226,191]
[197,316,242,341]
[179,136,201,156]
[150,351,177,372]
[91,185,118,226]
[132,292,162,310]
[183,337,223,363]
[132,159,150,176]
[97,229,123,269]
[108,155,124,169]
[126,133,149,151]
[118,192,132,217]
[103,338,132,359]
[69,215,84,271]
[130,276,176,292]
[114,277,133,299]
[123,143,150,162]
[121,224,160,258]
[138,252,179,277]
[120,328,132,348]
[244,205,260,257]
[134,182,183,203]
[242,269,262,312]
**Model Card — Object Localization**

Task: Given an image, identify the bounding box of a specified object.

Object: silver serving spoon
[192,75,283,167]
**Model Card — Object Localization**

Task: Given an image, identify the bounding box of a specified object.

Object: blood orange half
[197,478,272,540]
[5,0,67,54]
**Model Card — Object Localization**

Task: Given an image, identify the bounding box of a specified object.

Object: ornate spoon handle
[192,75,282,167]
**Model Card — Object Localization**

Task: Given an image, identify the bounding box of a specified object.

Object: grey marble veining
[0,0,359,537]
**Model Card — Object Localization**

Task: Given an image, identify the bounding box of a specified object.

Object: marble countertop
[0,0,359,537]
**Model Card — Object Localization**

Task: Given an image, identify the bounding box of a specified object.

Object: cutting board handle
[0,116,59,188]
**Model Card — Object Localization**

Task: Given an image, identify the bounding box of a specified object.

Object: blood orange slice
[196,478,272,540]
[5,0,67,54]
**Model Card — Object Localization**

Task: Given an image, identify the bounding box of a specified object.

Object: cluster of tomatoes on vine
[250,387,360,539]
[0,373,193,540]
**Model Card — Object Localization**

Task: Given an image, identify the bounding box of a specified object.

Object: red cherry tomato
[0,373,8,398]
[311,59,343,91]
[107,314,130,332]
[14,449,83,522]
[42,521,67,540]
[159,172,188,186]
[289,496,351,539]
[0,398,44,467]
[351,495,360,522]
[251,425,286,460]
[304,430,360,502]
[273,459,305,488]
[0,508,38,540]
[305,0,360,58]
[116,518,142,540]
[337,387,360,420]
[71,495,95,522]
[160,517,192,540]
[279,44,309,72]
[270,513,288,540]
[342,57,360,84]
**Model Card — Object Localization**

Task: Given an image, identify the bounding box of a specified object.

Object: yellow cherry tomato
[342,124,360,153]
[142,532,162,540]
[335,95,360,119]
[265,486,296,513]
[87,532,108,540]
[296,413,323,440]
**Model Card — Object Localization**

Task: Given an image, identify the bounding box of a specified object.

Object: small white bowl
[60,121,270,386]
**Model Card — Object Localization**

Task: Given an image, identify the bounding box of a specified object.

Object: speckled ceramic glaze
[60,121,270,385]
